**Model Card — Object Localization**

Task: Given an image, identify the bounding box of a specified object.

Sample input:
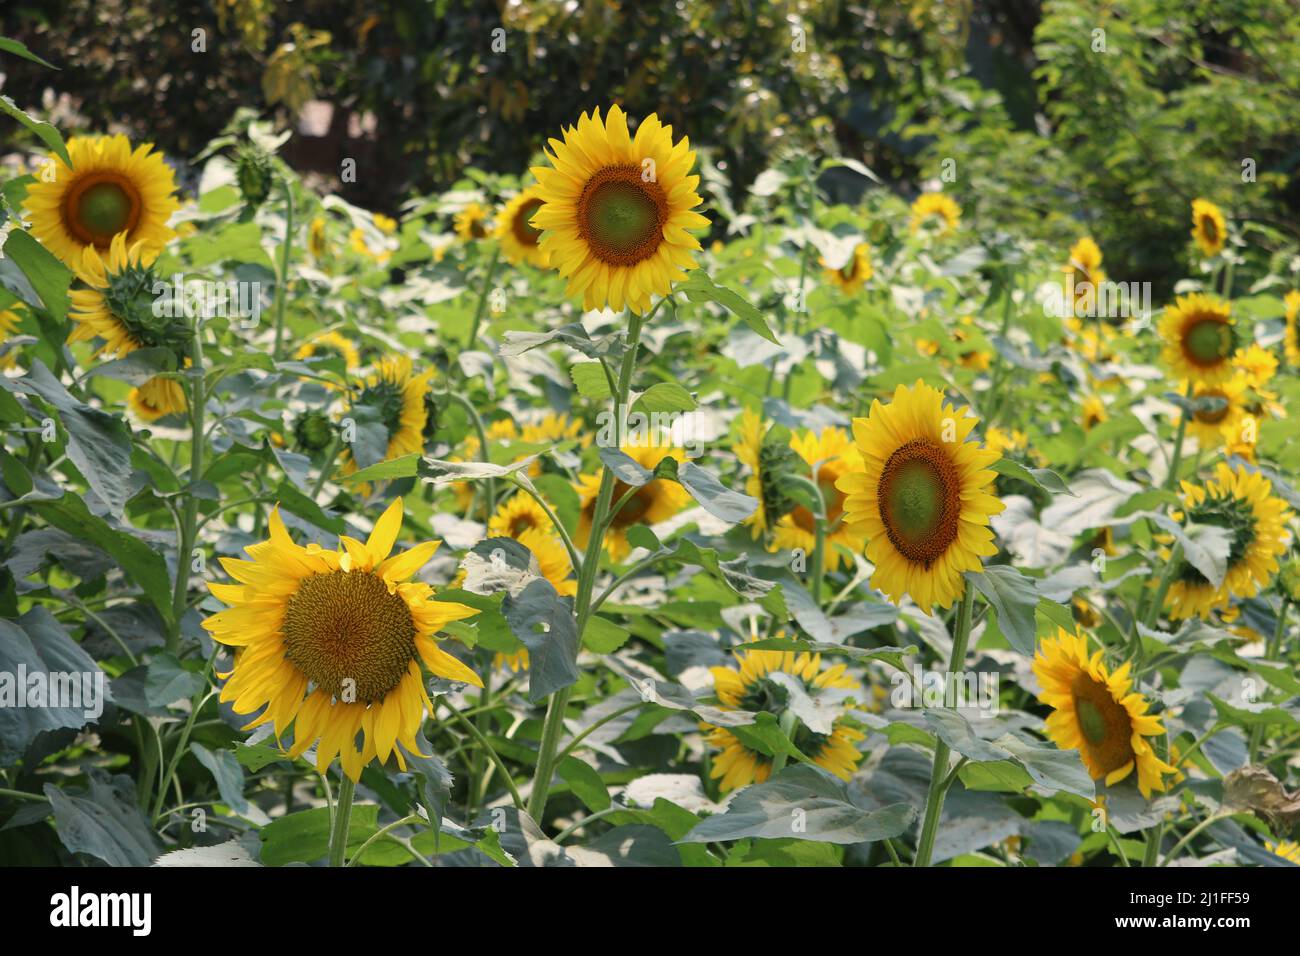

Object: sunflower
[521,411,586,447]
[488,492,555,540]
[1268,840,1300,864]
[495,186,550,268]
[1232,343,1277,390]
[530,105,709,314]
[0,306,24,369]
[294,330,361,377]
[454,202,492,241]
[1186,375,1248,451]
[983,426,1027,458]
[307,216,329,259]
[373,213,398,235]
[1285,291,1300,368]
[1191,198,1227,258]
[204,499,479,781]
[822,243,873,294]
[1062,237,1107,316]
[1082,394,1109,431]
[576,440,689,561]
[770,427,867,573]
[67,234,188,360]
[1033,628,1177,798]
[1164,462,1292,620]
[1159,293,1237,386]
[341,355,432,477]
[127,374,187,422]
[24,133,180,268]
[705,639,865,791]
[836,380,1004,611]
[736,410,773,538]
[909,193,961,235]
[953,320,991,371]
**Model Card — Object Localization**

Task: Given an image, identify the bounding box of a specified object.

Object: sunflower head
[127,374,187,422]
[822,243,873,294]
[344,355,432,471]
[1191,198,1227,258]
[736,411,803,539]
[454,202,492,241]
[292,408,337,452]
[1284,291,1300,369]
[495,186,550,268]
[576,439,690,561]
[0,306,26,370]
[769,427,866,573]
[837,380,1004,611]
[1185,375,1248,451]
[68,234,189,360]
[204,497,480,781]
[705,639,864,792]
[909,193,961,235]
[1159,293,1237,386]
[234,143,276,209]
[294,330,361,379]
[530,105,709,314]
[1033,628,1177,798]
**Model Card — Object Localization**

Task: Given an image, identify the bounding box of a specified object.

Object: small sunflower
[349,227,392,265]
[1284,291,1300,368]
[1164,462,1292,620]
[705,639,864,791]
[495,186,550,268]
[909,193,961,235]
[294,330,361,379]
[1186,375,1248,451]
[67,234,188,360]
[204,498,480,782]
[24,133,180,268]
[1190,198,1227,258]
[1159,293,1237,386]
[341,355,432,477]
[488,492,555,540]
[454,202,492,241]
[1062,237,1107,315]
[983,426,1027,457]
[0,306,25,369]
[736,410,780,538]
[307,216,329,260]
[576,440,689,561]
[127,374,187,422]
[770,427,867,573]
[530,105,709,314]
[1082,394,1109,431]
[822,243,873,294]
[520,411,586,447]
[1033,628,1178,798]
[1232,343,1277,389]
[836,381,1004,611]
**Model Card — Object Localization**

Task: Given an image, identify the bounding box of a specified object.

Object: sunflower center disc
[878,440,960,566]
[1194,390,1230,425]
[1184,318,1231,366]
[1076,698,1109,745]
[1201,216,1218,242]
[1070,673,1134,774]
[608,479,654,527]
[282,570,417,703]
[66,175,141,246]
[578,165,667,266]
[512,198,544,246]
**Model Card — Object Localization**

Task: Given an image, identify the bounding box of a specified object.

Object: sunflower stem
[328,775,356,867]
[168,318,206,652]
[913,581,976,867]
[1162,381,1194,492]
[465,246,501,352]
[271,175,296,361]
[308,433,345,500]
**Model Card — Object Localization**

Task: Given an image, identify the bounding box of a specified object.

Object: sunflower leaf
[502,577,579,703]
[0,95,70,167]
[966,566,1041,656]
[674,460,757,523]
[678,270,779,345]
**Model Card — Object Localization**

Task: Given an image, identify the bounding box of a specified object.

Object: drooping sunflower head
[68,233,189,360]
[203,498,481,781]
[1191,198,1227,258]
[24,133,180,268]
[770,427,866,572]
[308,215,329,259]
[127,374,187,422]
[576,439,690,561]
[837,380,1005,611]
[454,202,493,241]
[530,105,709,314]
[1165,462,1292,620]
[705,639,864,792]
[822,243,873,294]
[292,408,337,453]
[1033,627,1177,798]
[342,355,431,474]
[908,193,961,235]
[1159,293,1237,386]
[495,186,550,268]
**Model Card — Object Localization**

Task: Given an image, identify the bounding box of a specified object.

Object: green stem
[913,582,976,867]
[438,697,523,810]
[328,775,356,867]
[169,325,206,652]
[309,433,345,500]
[1160,812,1229,866]
[465,246,502,351]
[346,813,422,867]
[0,787,46,803]
[1162,382,1194,492]
[272,176,296,361]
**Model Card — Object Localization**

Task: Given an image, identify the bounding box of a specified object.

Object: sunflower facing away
[576,440,689,561]
[128,374,187,422]
[769,427,867,573]
[24,133,180,268]
[204,498,480,781]
[68,233,188,360]
[909,193,961,235]
[822,243,873,294]
[341,355,432,477]
[530,105,709,314]
[495,185,550,268]
[736,410,785,538]
[1159,293,1237,386]
[454,202,493,241]
[1033,628,1177,798]
[1164,462,1292,620]
[705,639,864,791]
[836,381,1004,611]
[1191,198,1227,258]
[1081,394,1109,431]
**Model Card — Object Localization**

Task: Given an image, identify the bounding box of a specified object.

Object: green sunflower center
[65,173,142,246]
[512,198,544,247]
[293,409,335,452]
[282,569,417,703]
[1070,672,1134,775]
[1175,491,1257,585]
[1183,317,1232,367]
[878,440,961,566]
[578,165,667,266]
[358,378,408,435]
[1076,698,1109,745]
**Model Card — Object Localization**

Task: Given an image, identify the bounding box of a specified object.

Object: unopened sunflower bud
[235,144,276,209]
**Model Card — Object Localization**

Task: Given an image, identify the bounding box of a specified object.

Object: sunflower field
[2,4,1300,886]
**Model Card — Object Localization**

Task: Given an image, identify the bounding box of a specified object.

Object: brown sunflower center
[64,173,143,247]
[1182,317,1232,367]
[608,479,655,528]
[1070,671,1134,775]
[509,513,539,537]
[877,440,961,566]
[1200,216,1218,242]
[1193,389,1231,425]
[577,165,668,266]
[511,198,544,247]
[281,569,417,703]
[839,258,859,282]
